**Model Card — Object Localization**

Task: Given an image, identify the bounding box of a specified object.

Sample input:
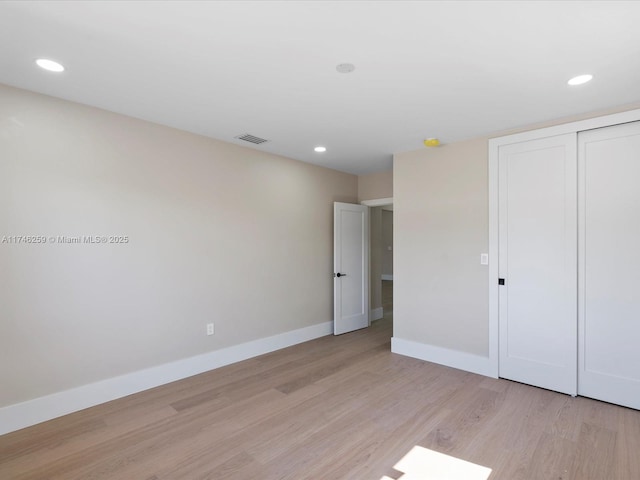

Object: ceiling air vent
[235,133,269,145]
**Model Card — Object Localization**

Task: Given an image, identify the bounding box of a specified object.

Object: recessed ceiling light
[336,63,355,74]
[36,58,65,73]
[567,74,593,86]
[314,146,327,153]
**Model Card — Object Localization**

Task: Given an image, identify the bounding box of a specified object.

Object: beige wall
[358,170,392,202]
[393,102,640,359]
[394,138,489,355]
[382,210,393,276]
[0,84,357,407]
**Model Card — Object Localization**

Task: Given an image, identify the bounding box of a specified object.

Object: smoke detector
[336,63,355,74]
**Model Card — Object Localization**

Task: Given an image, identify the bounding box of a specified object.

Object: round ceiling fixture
[36,58,65,72]
[567,74,593,86]
[336,63,355,74]
[314,146,327,153]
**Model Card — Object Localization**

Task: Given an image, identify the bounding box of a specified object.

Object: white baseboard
[371,307,383,321]
[381,274,393,281]
[0,321,333,436]
[391,337,497,378]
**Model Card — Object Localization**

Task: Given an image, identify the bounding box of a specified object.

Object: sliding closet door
[579,121,640,410]
[498,134,577,395]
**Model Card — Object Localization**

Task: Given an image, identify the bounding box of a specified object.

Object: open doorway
[369,204,393,333]
[381,206,393,327]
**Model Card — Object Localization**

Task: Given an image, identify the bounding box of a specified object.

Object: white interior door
[578,121,640,410]
[498,134,577,395]
[334,202,369,335]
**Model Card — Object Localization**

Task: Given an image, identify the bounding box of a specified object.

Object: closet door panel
[579,121,640,410]
[499,134,577,395]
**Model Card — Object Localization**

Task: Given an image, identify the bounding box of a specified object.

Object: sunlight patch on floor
[382,445,492,480]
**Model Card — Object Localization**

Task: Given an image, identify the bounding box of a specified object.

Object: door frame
[488,108,640,379]
[361,197,393,208]
[361,197,394,323]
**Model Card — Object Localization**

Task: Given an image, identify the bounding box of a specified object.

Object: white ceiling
[1,1,640,175]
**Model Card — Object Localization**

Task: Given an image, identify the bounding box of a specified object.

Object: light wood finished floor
[2,307,639,478]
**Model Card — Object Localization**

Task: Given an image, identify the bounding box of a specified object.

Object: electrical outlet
[206,323,215,336]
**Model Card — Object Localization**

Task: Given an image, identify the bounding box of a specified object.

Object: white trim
[488,107,640,382]
[391,337,496,378]
[488,108,640,150]
[381,274,393,281]
[488,140,500,378]
[360,197,393,207]
[371,307,383,321]
[0,321,332,435]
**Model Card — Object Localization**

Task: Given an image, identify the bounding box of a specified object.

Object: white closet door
[498,134,577,395]
[578,121,640,410]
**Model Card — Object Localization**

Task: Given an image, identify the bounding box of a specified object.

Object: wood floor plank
[0,404,179,477]
[339,399,455,479]
[570,422,618,480]
[616,406,640,478]
[421,387,503,456]
[524,431,576,480]
[547,396,586,441]
[245,372,384,465]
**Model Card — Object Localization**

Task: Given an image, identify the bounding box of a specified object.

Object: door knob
[336,272,347,278]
